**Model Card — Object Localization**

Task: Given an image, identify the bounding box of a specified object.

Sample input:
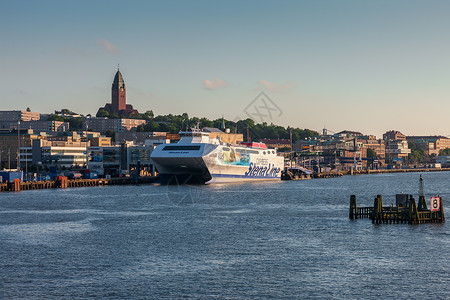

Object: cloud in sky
[97,38,121,54]
[203,79,228,90]
[257,80,295,92]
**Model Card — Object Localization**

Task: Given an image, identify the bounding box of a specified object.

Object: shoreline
[350,167,450,175]
[1,168,449,192]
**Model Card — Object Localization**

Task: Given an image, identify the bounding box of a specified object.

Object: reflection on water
[0,172,449,299]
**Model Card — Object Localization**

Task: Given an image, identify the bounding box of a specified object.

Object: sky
[2,0,450,138]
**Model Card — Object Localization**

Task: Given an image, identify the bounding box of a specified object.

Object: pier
[314,171,343,178]
[349,194,445,224]
[281,167,312,180]
[0,176,158,192]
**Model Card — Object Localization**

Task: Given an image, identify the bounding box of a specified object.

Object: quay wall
[349,167,450,175]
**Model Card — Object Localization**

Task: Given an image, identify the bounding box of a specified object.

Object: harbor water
[1,172,449,299]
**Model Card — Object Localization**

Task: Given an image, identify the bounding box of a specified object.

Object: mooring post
[378,195,383,223]
[372,195,382,224]
[440,197,445,223]
[418,196,427,211]
[372,196,377,223]
[350,195,357,220]
[14,178,20,192]
[408,195,419,224]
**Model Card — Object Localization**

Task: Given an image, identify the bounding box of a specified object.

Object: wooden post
[378,195,383,223]
[372,195,382,224]
[440,197,445,223]
[349,195,357,220]
[418,196,427,211]
[14,178,20,191]
[408,195,419,224]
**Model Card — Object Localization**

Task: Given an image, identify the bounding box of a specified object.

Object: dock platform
[0,176,158,192]
[349,194,445,224]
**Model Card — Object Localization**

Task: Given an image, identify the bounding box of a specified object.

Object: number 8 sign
[430,197,440,212]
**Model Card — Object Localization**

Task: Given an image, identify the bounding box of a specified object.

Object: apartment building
[84,118,146,133]
[0,110,40,122]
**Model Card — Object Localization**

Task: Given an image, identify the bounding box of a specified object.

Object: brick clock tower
[97,68,138,117]
[111,70,126,111]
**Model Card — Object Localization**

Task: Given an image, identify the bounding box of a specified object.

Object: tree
[26,107,31,112]
[61,108,75,115]
[408,142,428,164]
[367,148,377,159]
[47,115,65,122]
[439,148,450,156]
[96,109,110,118]
[142,120,160,132]
[144,110,154,119]
[68,117,82,130]
[105,131,115,142]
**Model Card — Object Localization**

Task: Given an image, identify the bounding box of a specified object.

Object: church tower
[97,67,138,117]
[111,69,126,112]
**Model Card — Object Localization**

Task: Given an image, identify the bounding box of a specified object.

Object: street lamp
[17,120,20,171]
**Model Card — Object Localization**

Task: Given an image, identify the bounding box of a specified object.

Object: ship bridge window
[162,146,201,151]
[247,150,259,154]
[263,151,266,155]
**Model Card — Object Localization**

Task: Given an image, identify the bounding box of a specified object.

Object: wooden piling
[418,196,428,211]
[441,198,445,223]
[12,179,21,191]
[349,195,357,220]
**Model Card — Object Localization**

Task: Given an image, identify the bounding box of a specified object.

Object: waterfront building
[87,142,155,176]
[0,120,69,133]
[333,130,363,139]
[385,140,411,164]
[126,144,153,174]
[294,129,386,170]
[436,156,450,167]
[260,139,291,150]
[97,69,139,116]
[144,136,171,146]
[84,117,146,133]
[0,110,40,122]
[115,131,166,145]
[30,139,89,168]
[293,137,321,152]
[115,131,181,145]
[0,129,44,169]
[359,137,386,165]
[88,136,111,147]
[383,130,406,141]
[406,136,450,156]
[87,146,121,176]
[46,131,83,143]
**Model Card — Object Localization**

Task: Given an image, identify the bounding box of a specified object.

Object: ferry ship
[151,131,285,184]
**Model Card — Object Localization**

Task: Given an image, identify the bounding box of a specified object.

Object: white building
[31,139,88,168]
[87,142,156,176]
[436,156,450,167]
